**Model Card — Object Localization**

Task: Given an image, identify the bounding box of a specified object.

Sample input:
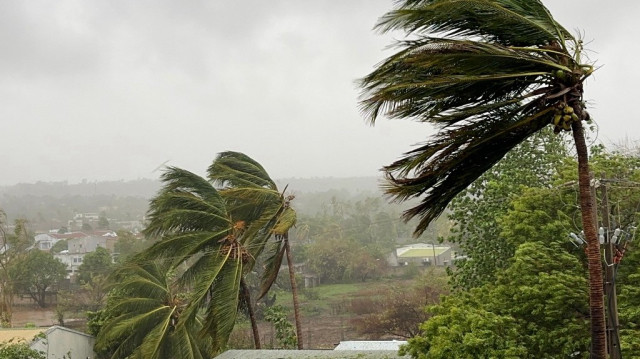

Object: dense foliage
[402,242,590,358]
[0,341,45,359]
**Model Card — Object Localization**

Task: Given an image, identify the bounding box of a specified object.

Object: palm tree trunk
[240,278,261,349]
[284,235,304,349]
[572,120,606,358]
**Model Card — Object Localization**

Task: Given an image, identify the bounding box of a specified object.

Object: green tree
[0,213,31,325]
[142,166,254,353]
[94,260,212,359]
[359,1,604,354]
[618,244,640,358]
[263,305,297,349]
[0,340,45,359]
[402,242,589,358]
[446,131,567,289]
[10,250,66,308]
[141,153,299,353]
[76,247,113,284]
[305,237,353,283]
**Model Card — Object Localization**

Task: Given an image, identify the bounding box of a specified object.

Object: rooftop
[214,350,406,359]
[397,247,449,258]
[334,341,407,351]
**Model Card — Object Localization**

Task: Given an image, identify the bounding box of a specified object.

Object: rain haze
[1,0,638,186]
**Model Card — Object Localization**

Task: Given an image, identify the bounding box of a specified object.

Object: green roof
[398,248,448,258]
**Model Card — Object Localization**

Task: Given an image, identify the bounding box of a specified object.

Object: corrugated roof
[334,341,407,351]
[398,248,448,258]
[214,350,406,358]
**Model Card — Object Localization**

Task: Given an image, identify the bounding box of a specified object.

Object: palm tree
[207,152,303,349]
[94,260,212,359]
[142,166,260,352]
[359,0,603,356]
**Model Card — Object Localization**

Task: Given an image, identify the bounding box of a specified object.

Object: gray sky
[1,1,638,186]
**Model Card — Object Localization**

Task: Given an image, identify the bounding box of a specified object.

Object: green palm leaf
[257,240,286,300]
[208,151,277,190]
[377,0,572,47]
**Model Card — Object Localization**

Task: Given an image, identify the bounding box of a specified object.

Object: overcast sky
[1,1,638,186]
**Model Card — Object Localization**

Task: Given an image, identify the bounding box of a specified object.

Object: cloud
[0,0,637,185]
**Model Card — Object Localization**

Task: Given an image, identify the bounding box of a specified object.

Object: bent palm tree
[208,152,302,349]
[143,167,258,352]
[359,0,603,356]
[95,260,212,359]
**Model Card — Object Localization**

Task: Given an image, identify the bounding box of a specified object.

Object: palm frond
[377,0,574,47]
[97,260,211,359]
[385,106,554,235]
[360,38,570,125]
[144,167,229,239]
[257,240,286,300]
[200,257,243,352]
[272,207,297,236]
[176,247,232,302]
[140,231,229,267]
[208,151,276,190]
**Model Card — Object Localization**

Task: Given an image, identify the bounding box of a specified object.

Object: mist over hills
[0,176,382,198]
[0,177,385,229]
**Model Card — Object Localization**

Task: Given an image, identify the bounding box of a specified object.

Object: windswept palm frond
[257,240,287,300]
[144,167,230,239]
[208,151,277,190]
[176,243,243,353]
[95,260,211,359]
[360,0,592,236]
[376,0,572,47]
[384,106,554,234]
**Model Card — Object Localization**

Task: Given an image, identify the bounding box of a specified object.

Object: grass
[272,278,415,318]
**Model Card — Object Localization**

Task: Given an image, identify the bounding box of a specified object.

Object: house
[387,243,452,267]
[0,326,96,359]
[53,231,117,278]
[30,326,96,359]
[33,232,89,251]
[54,250,86,278]
[67,233,116,254]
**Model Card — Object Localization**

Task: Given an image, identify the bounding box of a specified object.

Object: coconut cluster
[552,103,581,133]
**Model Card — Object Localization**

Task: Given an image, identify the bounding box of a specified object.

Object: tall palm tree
[207,152,303,349]
[94,260,212,359]
[358,0,603,356]
[142,166,260,352]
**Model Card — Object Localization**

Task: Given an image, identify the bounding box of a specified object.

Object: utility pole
[600,178,621,359]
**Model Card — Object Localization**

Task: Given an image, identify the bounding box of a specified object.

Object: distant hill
[0,177,385,228]
[0,179,161,198]
[275,176,383,195]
